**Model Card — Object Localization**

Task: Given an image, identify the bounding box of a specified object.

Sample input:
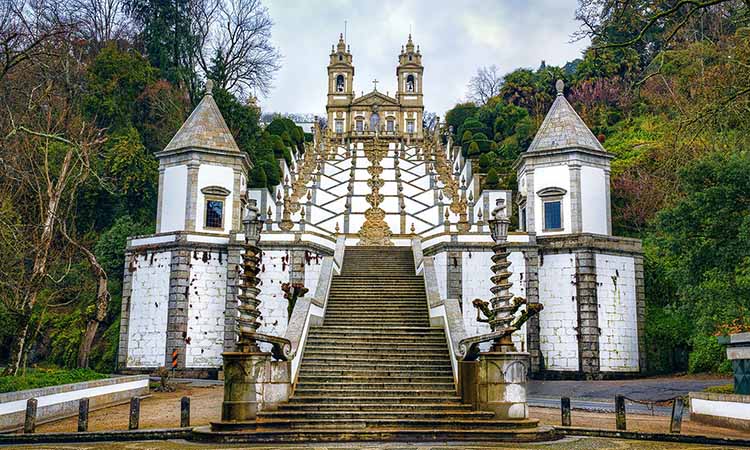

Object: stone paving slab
[6,437,747,450]
[528,377,730,401]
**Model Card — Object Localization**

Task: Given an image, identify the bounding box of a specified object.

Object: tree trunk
[3,314,31,376]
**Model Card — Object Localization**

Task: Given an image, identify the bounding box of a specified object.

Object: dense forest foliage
[0,0,305,375]
[0,0,747,377]
[449,0,750,373]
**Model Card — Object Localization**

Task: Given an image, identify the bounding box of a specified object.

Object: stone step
[277,402,470,412]
[303,347,448,356]
[295,382,456,391]
[254,418,540,431]
[305,338,445,346]
[323,308,427,314]
[258,410,495,420]
[322,320,430,326]
[322,314,428,320]
[300,360,452,370]
[193,425,558,444]
[288,394,461,403]
[302,353,448,362]
[297,375,455,384]
[309,325,440,333]
[299,368,453,378]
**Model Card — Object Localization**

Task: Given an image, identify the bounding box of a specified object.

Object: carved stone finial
[556,79,564,96]
[205,79,214,95]
[410,223,416,233]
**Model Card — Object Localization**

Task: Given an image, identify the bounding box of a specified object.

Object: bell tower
[327,33,354,135]
[396,34,424,138]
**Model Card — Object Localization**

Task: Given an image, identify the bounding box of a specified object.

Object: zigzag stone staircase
[197,246,555,443]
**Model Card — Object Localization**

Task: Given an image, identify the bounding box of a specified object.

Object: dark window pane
[544,201,561,230]
[206,200,223,228]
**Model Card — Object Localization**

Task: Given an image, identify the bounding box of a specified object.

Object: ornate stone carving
[357,138,393,246]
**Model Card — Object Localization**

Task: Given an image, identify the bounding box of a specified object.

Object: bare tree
[467,65,503,105]
[0,0,71,81]
[0,6,106,374]
[196,0,280,98]
[62,0,132,46]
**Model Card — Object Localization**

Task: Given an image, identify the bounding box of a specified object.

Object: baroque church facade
[118,34,644,380]
[326,34,424,140]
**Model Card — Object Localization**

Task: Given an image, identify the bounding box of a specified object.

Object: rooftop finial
[555,79,564,96]
[205,79,214,95]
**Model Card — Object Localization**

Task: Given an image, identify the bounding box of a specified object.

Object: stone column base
[463,351,530,419]
[218,352,292,424]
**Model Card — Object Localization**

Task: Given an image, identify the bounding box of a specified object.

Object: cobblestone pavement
[7,438,746,450]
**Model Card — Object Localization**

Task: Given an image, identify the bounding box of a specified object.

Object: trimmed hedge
[0,368,108,393]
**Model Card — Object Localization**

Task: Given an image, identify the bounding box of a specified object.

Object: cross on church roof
[372,79,379,91]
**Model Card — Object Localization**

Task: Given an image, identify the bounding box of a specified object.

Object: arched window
[338,54,342,61]
[370,112,380,131]
[336,74,345,92]
[406,74,415,92]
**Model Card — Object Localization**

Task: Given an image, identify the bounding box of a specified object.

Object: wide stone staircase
[249,246,551,441]
[200,246,554,442]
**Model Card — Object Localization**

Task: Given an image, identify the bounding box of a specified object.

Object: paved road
[7,437,745,449]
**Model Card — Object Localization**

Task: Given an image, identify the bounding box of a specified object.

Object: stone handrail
[284,236,345,385]
[411,238,468,385]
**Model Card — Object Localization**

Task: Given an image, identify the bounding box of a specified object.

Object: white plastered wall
[581,166,608,235]
[185,251,227,367]
[160,166,187,233]
[461,251,527,352]
[195,165,235,234]
[596,254,639,371]
[533,166,570,236]
[257,250,291,340]
[538,253,579,371]
[127,251,171,367]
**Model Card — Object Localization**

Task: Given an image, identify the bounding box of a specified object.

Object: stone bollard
[615,395,626,430]
[23,398,37,434]
[129,397,140,430]
[670,397,684,433]
[180,396,190,427]
[78,398,89,432]
[561,397,571,426]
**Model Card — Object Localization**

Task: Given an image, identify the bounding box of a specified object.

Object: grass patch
[0,368,108,393]
[704,384,734,394]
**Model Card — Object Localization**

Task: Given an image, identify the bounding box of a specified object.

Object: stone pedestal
[720,332,750,395]
[462,352,530,419]
[218,352,292,425]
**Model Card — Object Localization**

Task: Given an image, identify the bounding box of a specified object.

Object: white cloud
[260,0,589,117]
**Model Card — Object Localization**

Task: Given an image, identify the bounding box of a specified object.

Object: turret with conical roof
[396,34,424,138]
[515,80,613,236]
[155,79,251,235]
[327,33,355,134]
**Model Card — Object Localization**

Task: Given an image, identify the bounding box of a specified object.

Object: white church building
[118,36,644,380]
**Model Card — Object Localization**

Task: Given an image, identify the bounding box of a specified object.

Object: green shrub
[688,334,729,374]
[461,130,473,144]
[704,384,734,394]
[478,153,493,172]
[484,168,500,189]
[467,141,480,157]
[0,368,107,393]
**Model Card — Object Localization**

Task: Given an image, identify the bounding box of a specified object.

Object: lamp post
[236,199,262,353]
[487,197,516,352]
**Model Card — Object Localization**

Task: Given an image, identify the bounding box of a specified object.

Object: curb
[556,426,750,447]
[0,427,191,445]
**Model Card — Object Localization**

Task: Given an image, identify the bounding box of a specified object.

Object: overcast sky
[261,0,589,117]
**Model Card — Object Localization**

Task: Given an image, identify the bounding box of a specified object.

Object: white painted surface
[596,253,639,371]
[581,166,608,235]
[185,252,227,367]
[195,164,235,234]
[533,165,570,236]
[538,253,579,371]
[160,165,187,232]
[0,378,149,416]
[127,251,171,368]
[130,234,176,247]
[433,252,447,300]
[692,398,750,421]
[258,250,291,340]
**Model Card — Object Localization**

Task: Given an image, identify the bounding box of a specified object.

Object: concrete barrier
[689,391,750,431]
[0,375,149,432]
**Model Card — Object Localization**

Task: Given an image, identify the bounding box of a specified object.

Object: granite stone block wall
[185,250,227,368]
[538,253,579,371]
[126,251,171,368]
[596,253,639,372]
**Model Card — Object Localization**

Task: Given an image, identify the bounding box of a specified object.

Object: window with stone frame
[387,119,395,132]
[538,187,566,232]
[519,202,527,232]
[356,119,364,132]
[406,74,415,92]
[205,198,224,229]
[406,120,415,134]
[335,119,344,133]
